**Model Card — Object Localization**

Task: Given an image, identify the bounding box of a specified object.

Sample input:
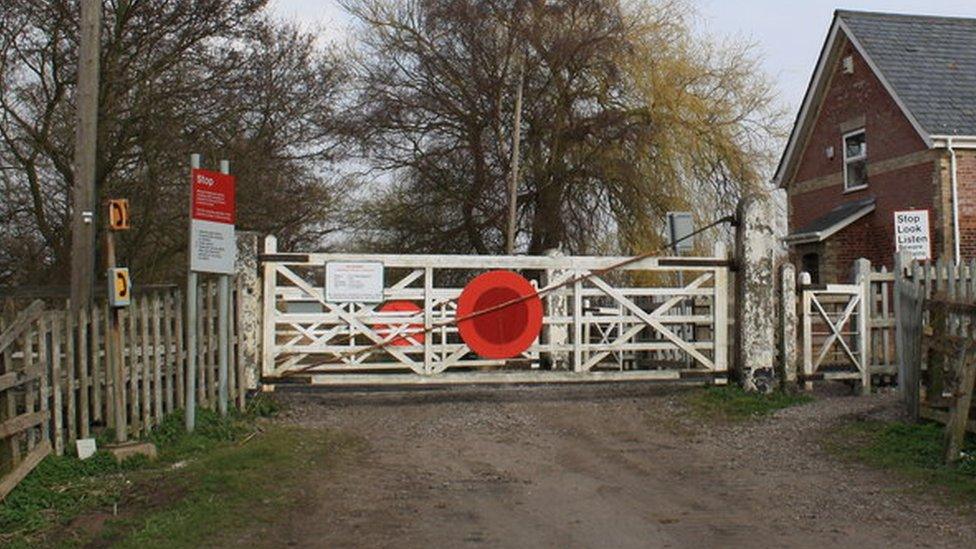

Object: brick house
[775,10,976,283]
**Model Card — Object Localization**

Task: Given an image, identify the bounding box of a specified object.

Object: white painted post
[712,242,728,382]
[572,270,583,372]
[261,235,278,379]
[217,160,231,416]
[186,154,200,432]
[853,258,872,395]
[423,266,433,375]
[800,272,813,391]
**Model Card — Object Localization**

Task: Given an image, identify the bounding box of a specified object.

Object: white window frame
[843,129,868,192]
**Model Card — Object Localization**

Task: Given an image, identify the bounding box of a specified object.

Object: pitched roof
[839,10,976,137]
[774,10,976,187]
[786,196,876,244]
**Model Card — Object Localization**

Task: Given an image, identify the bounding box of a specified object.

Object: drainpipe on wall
[949,137,961,266]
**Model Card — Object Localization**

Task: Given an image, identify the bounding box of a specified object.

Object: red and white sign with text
[190,169,236,274]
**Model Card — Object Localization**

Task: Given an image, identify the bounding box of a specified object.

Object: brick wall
[956,151,976,261]
[786,35,943,280]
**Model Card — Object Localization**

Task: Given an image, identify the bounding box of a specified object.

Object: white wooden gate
[800,276,869,392]
[260,237,731,386]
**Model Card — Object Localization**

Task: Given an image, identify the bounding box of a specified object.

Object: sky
[269,0,976,118]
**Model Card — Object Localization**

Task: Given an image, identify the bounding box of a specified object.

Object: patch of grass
[0,396,347,548]
[824,419,976,502]
[102,427,359,548]
[686,385,814,421]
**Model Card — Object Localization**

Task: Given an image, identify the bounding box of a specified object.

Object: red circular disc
[376,301,424,346]
[457,270,543,359]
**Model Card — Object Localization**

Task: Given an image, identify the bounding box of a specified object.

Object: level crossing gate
[799,275,869,391]
[260,237,731,386]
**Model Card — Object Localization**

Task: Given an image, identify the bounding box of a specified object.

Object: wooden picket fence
[1,280,249,499]
[895,257,976,433]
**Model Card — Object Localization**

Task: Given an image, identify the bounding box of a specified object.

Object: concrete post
[235,231,262,390]
[780,263,798,389]
[734,192,789,393]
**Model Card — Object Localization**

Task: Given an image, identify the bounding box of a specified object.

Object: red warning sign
[457,270,543,359]
[375,301,424,346]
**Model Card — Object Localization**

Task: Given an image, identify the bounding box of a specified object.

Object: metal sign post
[186,155,236,430]
[186,154,200,432]
[217,160,231,417]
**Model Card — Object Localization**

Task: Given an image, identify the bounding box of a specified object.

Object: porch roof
[786,197,876,245]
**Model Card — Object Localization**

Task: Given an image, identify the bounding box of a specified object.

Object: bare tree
[0,0,349,284]
[344,0,784,255]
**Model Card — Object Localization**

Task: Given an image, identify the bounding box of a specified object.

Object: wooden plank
[943,337,976,465]
[90,305,102,423]
[0,305,19,465]
[174,289,186,410]
[0,364,43,392]
[0,440,51,501]
[0,410,49,438]
[77,307,90,439]
[234,282,245,410]
[37,315,50,446]
[151,295,163,423]
[50,313,63,455]
[0,300,44,355]
[207,280,216,407]
[23,325,36,450]
[195,286,204,406]
[140,297,151,430]
[127,306,141,437]
[102,302,113,428]
[64,309,77,446]
[162,291,175,413]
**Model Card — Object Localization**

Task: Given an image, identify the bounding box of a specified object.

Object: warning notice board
[190,169,236,274]
[894,209,932,261]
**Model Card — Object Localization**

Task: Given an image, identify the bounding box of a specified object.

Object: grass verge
[824,419,976,503]
[0,395,359,547]
[686,385,814,421]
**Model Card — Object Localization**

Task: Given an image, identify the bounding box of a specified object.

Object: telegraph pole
[70,0,102,310]
[505,60,525,255]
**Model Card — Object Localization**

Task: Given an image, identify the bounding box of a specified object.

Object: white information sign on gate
[325,261,384,303]
[894,209,932,261]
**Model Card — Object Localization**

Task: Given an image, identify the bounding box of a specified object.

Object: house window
[843,129,867,191]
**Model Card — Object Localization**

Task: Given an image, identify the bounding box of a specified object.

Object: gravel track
[261,384,976,548]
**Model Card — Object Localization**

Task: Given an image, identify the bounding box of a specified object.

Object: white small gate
[800,275,869,391]
[260,236,731,386]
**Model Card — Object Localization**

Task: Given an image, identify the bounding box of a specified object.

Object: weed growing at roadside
[0,400,277,547]
[687,385,813,421]
[825,419,976,501]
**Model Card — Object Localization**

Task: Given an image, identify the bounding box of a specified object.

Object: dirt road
[265,385,976,548]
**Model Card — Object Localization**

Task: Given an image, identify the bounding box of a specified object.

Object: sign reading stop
[457,270,543,359]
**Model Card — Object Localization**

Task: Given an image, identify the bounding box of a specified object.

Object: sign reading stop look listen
[190,169,236,274]
[894,209,932,261]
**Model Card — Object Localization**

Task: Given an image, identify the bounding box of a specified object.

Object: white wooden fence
[261,236,731,386]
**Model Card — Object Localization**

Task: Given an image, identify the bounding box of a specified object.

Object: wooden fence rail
[1,280,250,499]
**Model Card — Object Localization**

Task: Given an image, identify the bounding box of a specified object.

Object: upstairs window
[844,129,867,191]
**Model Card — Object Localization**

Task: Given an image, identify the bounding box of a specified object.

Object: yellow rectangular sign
[108,268,131,307]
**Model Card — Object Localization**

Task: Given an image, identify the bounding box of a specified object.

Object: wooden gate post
[853,258,872,395]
